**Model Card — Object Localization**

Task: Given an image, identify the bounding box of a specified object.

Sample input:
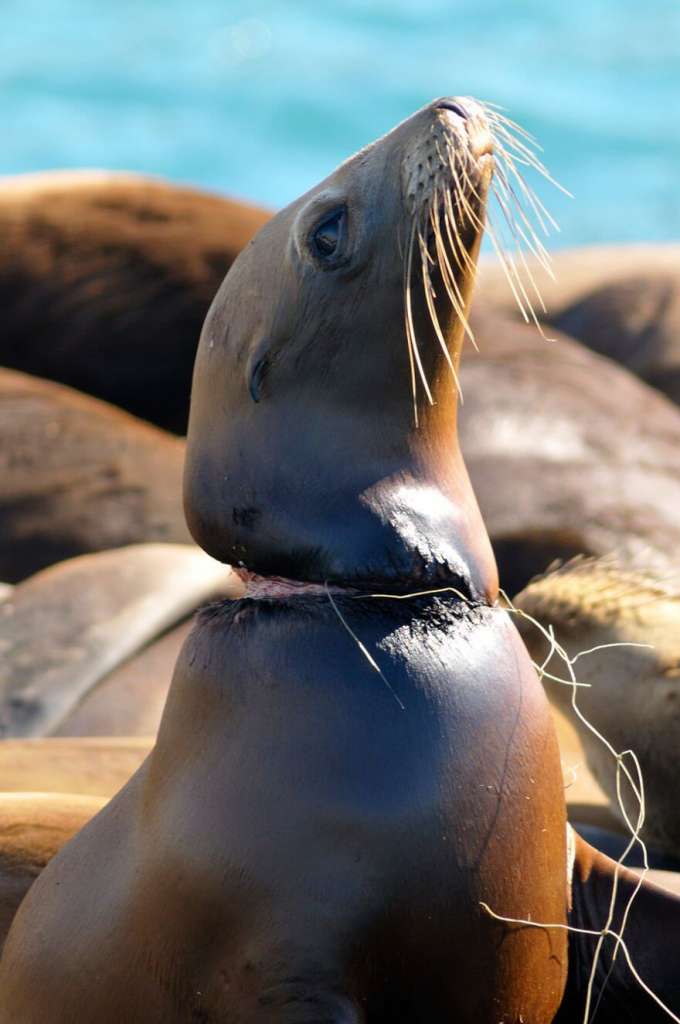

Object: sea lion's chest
[115,597,568,1020]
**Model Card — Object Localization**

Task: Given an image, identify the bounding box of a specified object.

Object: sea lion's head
[185,98,501,597]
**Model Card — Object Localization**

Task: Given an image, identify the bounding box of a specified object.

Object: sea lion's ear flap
[246,337,274,403]
[558,830,680,1022]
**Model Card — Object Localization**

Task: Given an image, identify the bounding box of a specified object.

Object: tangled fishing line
[325,580,679,1024]
[327,97,679,1020]
[485,588,680,1024]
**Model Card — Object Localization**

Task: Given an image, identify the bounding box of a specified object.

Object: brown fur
[477,245,680,406]
[0,171,270,432]
[459,312,680,594]
[0,367,190,581]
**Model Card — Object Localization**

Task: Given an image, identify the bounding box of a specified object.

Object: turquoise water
[2,0,679,247]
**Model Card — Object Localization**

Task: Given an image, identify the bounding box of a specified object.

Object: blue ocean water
[2,0,679,248]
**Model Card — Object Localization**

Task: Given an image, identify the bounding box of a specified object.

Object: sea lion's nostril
[437,100,468,119]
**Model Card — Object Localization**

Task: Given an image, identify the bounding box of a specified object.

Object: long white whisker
[401,99,568,421]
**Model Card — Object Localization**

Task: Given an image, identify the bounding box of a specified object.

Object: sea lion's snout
[434,95,495,161]
[401,95,494,225]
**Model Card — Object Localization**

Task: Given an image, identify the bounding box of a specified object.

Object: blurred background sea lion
[0,172,270,433]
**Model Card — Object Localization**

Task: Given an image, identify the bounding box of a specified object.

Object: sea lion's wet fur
[5,97,680,1023]
[0,593,569,1022]
[458,313,680,594]
[0,366,190,581]
[0,172,270,433]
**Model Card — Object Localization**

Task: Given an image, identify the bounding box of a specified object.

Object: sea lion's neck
[399,348,498,604]
[184,320,498,602]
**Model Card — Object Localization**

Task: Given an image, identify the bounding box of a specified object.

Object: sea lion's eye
[310,209,346,262]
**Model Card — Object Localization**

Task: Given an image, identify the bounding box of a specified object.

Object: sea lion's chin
[184,96,499,601]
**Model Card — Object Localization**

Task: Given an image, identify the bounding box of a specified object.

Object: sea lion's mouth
[232,569,350,601]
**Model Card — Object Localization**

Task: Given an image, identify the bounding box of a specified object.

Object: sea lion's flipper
[0,544,242,739]
[557,829,680,1022]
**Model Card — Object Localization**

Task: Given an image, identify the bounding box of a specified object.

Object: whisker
[418,217,464,401]
[404,218,434,416]
[480,100,569,330]
[492,167,554,272]
[491,183,552,311]
[432,183,477,348]
[401,98,568,423]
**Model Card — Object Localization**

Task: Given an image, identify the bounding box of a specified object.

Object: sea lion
[1,594,571,1023]
[2,98,677,1023]
[476,244,680,407]
[0,367,191,581]
[0,171,271,433]
[0,543,242,738]
[0,96,571,1024]
[458,312,680,595]
[0,792,106,950]
[514,557,680,860]
[553,272,680,405]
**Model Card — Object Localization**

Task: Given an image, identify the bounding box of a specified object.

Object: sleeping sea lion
[0,368,191,581]
[458,312,680,595]
[477,244,680,320]
[476,244,680,407]
[1,98,678,1023]
[553,271,680,406]
[0,171,270,433]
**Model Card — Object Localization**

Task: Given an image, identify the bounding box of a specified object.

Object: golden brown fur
[0,171,270,432]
